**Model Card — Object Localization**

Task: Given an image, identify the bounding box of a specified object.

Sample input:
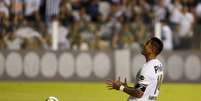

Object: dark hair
[150,37,163,55]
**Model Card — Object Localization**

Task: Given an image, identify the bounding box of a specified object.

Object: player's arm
[122,83,147,98]
[106,78,147,98]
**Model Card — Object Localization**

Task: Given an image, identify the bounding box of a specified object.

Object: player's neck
[146,54,156,62]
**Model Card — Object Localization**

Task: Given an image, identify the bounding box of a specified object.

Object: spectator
[24,0,41,22]
[45,0,61,23]
[48,23,70,50]
[161,20,173,50]
[153,0,167,21]
[4,31,23,50]
[85,0,99,22]
[116,23,133,49]
[0,34,6,49]
[10,0,23,26]
[178,6,194,49]
[71,0,82,11]
[41,32,52,50]
[98,1,110,21]
[196,2,201,24]
[168,0,183,31]
[59,2,75,27]
[22,36,42,50]
[163,0,172,8]
[78,7,91,22]
[0,1,9,19]
[121,0,132,20]
[0,9,10,35]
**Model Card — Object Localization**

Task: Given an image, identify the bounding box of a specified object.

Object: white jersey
[128,59,164,101]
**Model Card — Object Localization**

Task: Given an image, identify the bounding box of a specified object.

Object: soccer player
[106,37,164,101]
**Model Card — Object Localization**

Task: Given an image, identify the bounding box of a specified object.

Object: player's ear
[150,45,156,54]
[149,45,154,52]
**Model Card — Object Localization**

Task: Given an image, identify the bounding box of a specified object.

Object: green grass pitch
[0,81,200,101]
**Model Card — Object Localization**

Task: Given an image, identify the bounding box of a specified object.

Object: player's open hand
[121,78,128,87]
[106,77,125,90]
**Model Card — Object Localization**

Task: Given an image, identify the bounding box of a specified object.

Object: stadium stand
[0,0,200,50]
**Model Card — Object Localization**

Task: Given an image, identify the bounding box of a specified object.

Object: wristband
[120,85,125,91]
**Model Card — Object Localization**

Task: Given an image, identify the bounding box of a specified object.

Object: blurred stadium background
[1,0,201,101]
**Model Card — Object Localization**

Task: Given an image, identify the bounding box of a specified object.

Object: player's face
[141,40,153,55]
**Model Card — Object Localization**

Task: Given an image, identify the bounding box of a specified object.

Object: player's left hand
[121,78,128,87]
[106,77,122,90]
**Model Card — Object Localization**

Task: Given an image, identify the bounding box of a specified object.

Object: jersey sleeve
[136,64,152,86]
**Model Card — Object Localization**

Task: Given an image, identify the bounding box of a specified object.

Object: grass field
[0,81,200,101]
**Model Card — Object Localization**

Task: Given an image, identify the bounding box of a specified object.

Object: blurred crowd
[0,0,201,51]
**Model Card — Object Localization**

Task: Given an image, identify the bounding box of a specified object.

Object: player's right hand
[106,77,122,90]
